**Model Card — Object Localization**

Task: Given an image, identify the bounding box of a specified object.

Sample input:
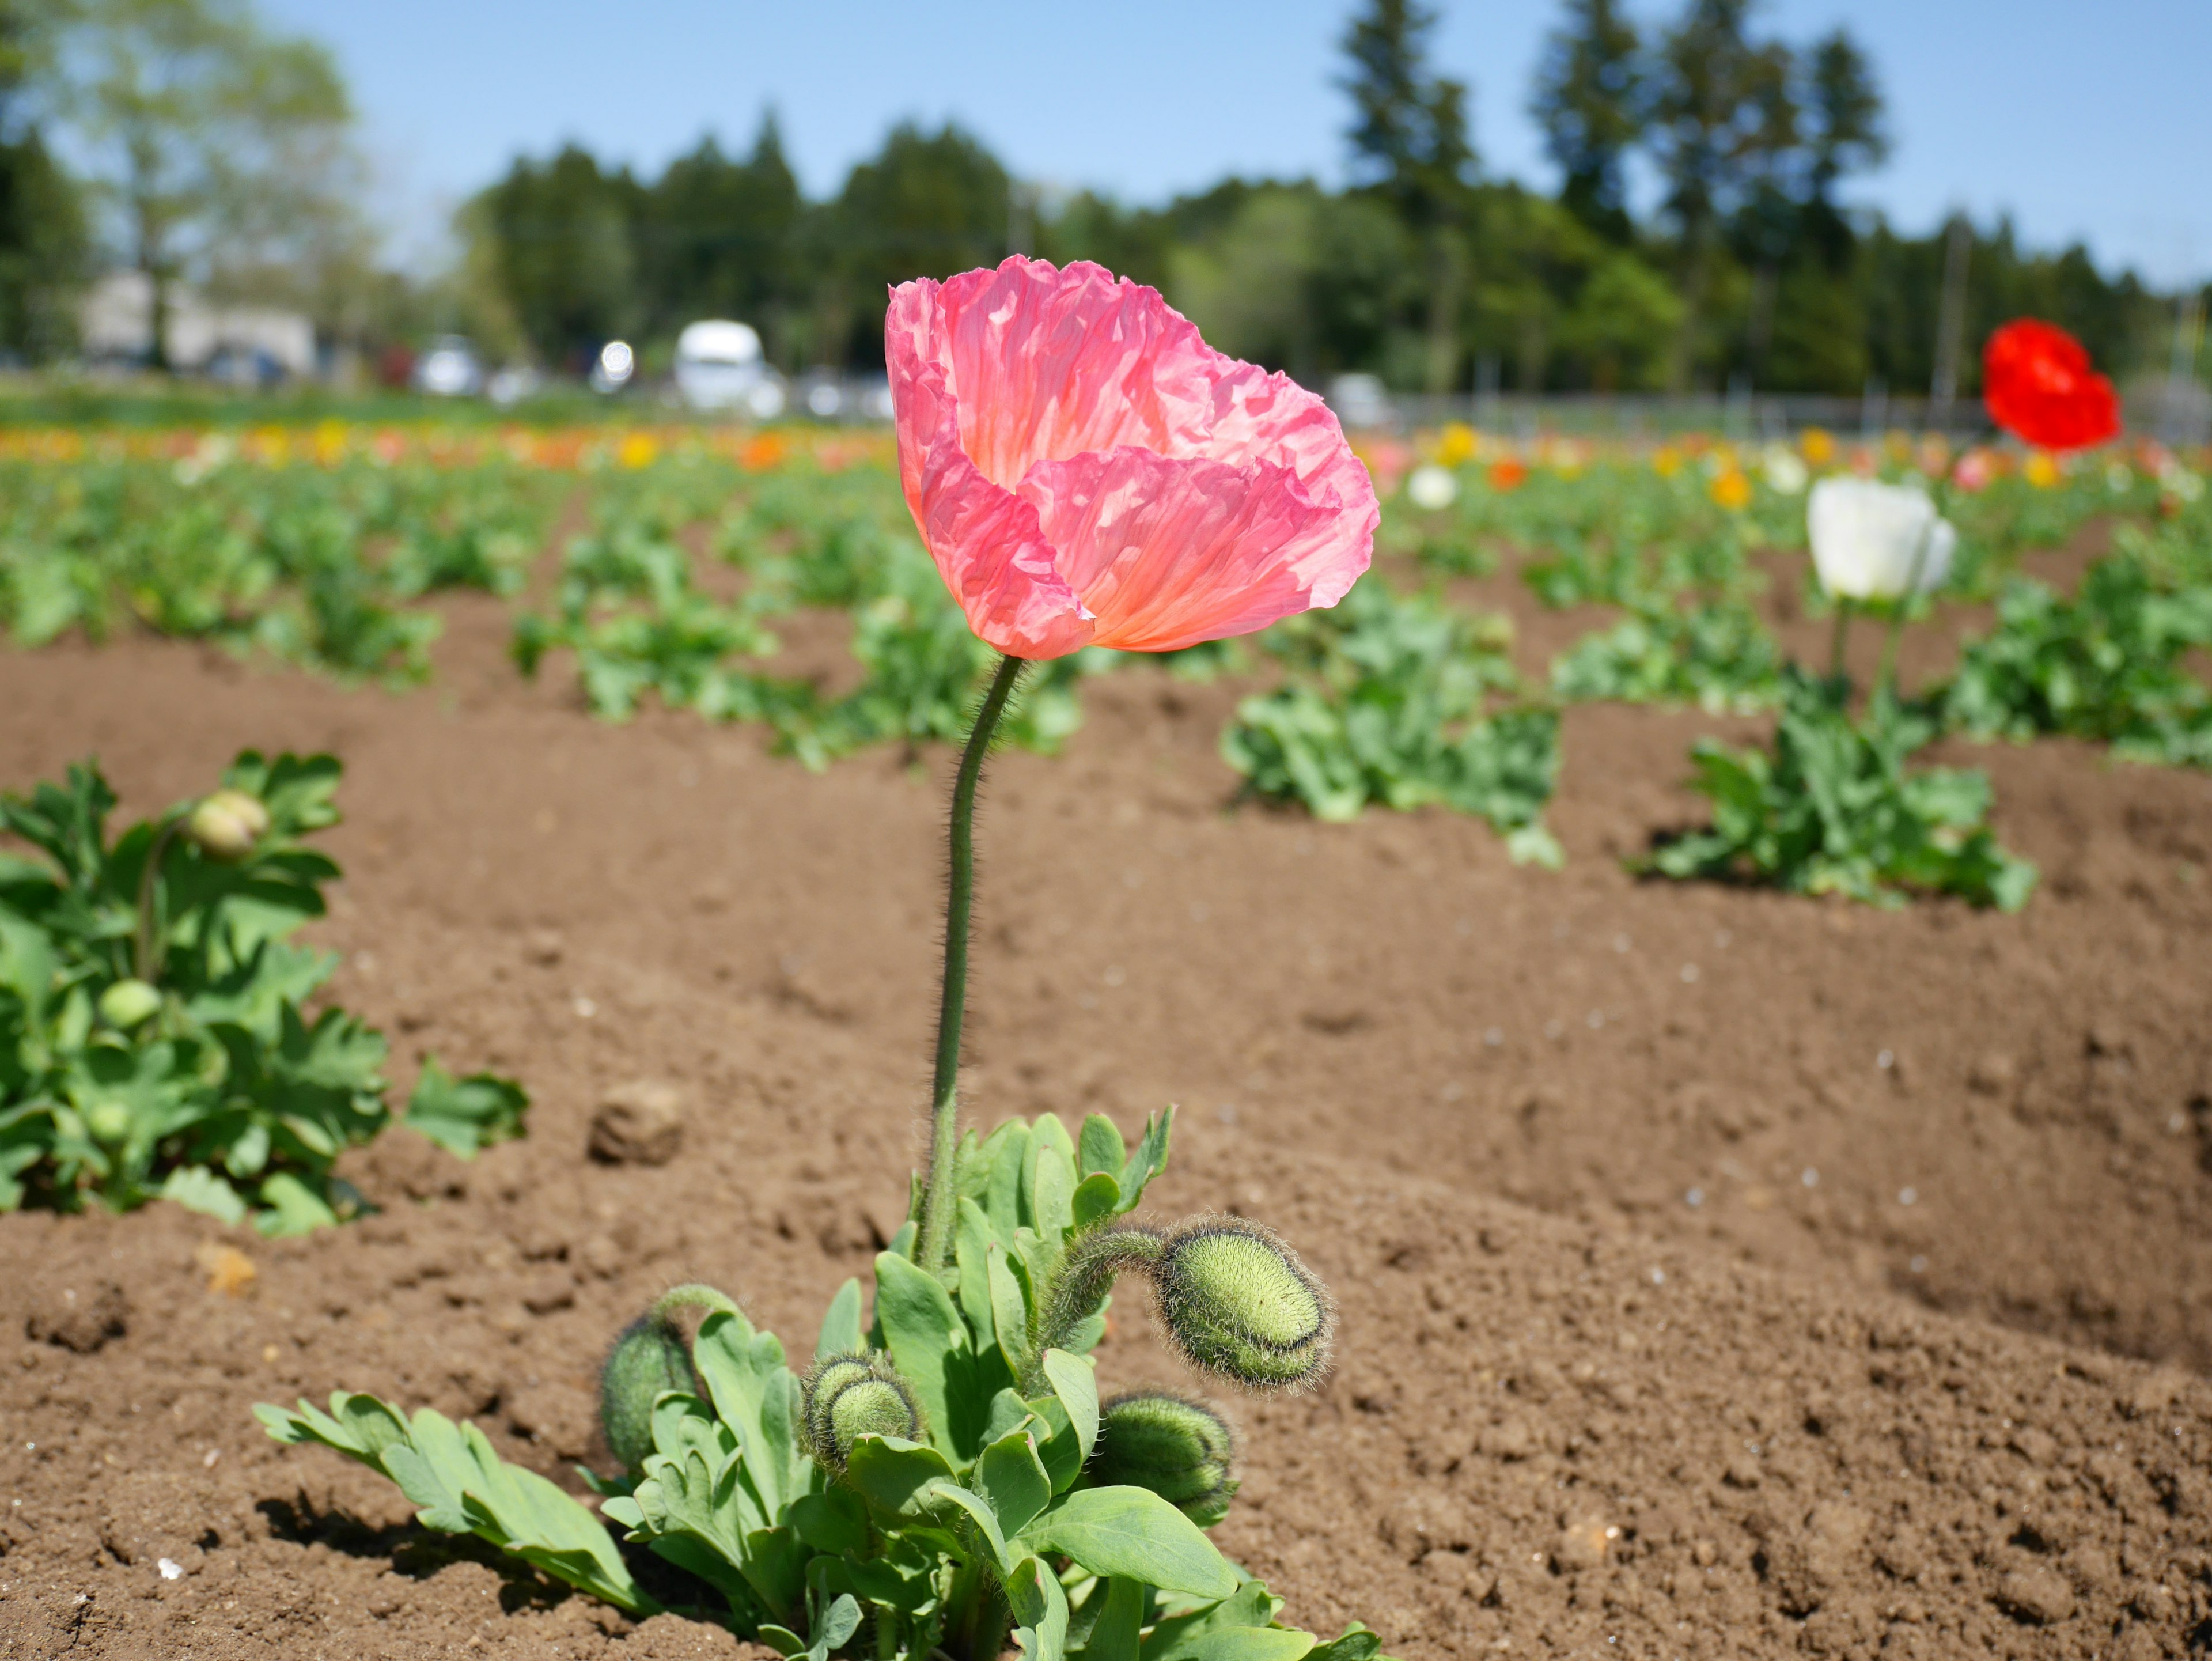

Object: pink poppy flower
[885,257,1377,659]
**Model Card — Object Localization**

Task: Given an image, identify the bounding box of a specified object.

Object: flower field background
[5,418,2212,1657]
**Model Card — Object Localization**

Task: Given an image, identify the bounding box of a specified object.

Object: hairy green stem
[1827,602,1853,691]
[649,1283,743,1323]
[919,653,1025,1273]
[1021,1227,1164,1394]
[132,815,187,985]
[1876,529,1937,706]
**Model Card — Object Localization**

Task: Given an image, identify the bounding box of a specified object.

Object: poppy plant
[1983,318,2122,452]
[256,260,1385,1659]
[888,256,1377,1271]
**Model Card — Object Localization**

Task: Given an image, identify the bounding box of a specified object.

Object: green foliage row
[1647,672,2037,911]
[0,457,560,680]
[1944,521,2212,766]
[0,750,527,1231]
[1221,580,1563,866]
[512,469,1088,767]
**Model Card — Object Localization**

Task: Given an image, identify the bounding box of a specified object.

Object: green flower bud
[185,789,270,862]
[1154,1217,1334,1392]
[801,1352,923,1472]
[1090,1392,1239,1527]
[98,978,162,1030]
[599,1315,698,1473]
[84,1099,132,1145]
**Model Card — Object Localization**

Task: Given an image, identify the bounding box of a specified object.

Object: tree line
[0,0,2197,398]
[450,0,2188,398]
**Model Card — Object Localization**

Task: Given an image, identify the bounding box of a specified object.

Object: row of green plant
[4,449,2207,910]
[0,750,527,1232]
[512,470,1088,767]
[0,457,563,679]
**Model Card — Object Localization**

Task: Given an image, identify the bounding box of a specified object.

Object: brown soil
[5,581,2212,1659]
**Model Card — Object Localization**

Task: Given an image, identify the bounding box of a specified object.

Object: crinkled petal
[887,256,1377,660]
[1017,446,1374,653]
[887,284,1093,657]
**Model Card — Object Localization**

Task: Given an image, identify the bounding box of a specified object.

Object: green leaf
[256,1391,656,1615]
[402,1057,529,1157]
[1026,1486,1237,1599]
[160,1164,246,1225]
[975,1428,1053,1538]
[815,1278,863,1362]
[843,1435,954,1522]
[1039,1349,1099,1465]
[1116,1110,1173,1213]
[816,1592,862,1654]
[1077,1113,1127,1180]
[1084,1576,1146,1661]
[1007,1554,1071,1661]
[1304,1626,1384,1661]
[1141,1583,1293,1661]
[789,1488,868,1556]
[1160,1632,1316,1661]
[1070,1171,1122,1230]
[929,1478,1014,1577]
[956,1198,999,1350]
[254,1170,338,1236]
[873,1249,968,1457]
[988,1240,1034,1379]
[1028,1117,1077,1241]
[690,1308,805,1520]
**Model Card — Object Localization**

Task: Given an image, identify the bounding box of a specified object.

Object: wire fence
[1347,384,2211,446]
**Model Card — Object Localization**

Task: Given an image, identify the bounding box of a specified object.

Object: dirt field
[4,576,2212,1660]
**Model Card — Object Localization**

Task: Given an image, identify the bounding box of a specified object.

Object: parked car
[414,336,483,398]
[673,319,783,417]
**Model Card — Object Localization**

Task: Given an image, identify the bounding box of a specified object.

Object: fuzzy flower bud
[801,1352,923,1472]
[599,1315,698,1473]
[1089,1392,1238,1527]
[98,978,162,1030]
[185,789,271,862]
[1153,1217,1334,1391]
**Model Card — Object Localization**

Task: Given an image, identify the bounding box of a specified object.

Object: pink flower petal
[887,256,1376,660]
[1017,446,1369,653]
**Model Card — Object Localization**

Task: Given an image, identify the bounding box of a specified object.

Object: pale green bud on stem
[98,978,162,1031]
[1089,1391,1239,1527]
[801,1352,923,1473]
[599,1315,699,1473]
[185,789,271,862]
[1152,1217,1334,1391]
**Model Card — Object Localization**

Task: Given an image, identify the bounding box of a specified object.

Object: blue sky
[266,0,2211,286]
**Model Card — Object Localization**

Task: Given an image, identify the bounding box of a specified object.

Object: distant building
[79,271,316,380]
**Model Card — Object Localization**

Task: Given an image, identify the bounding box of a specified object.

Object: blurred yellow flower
[618,432,661,470]
[2024,451,2061,489]
[1435,422,1476,466]
[1800,428,1835,466]
[1709,468,1753,511]
[1653,445,1684,478]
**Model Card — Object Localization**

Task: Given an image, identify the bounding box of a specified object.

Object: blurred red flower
[1982,319,2121,451]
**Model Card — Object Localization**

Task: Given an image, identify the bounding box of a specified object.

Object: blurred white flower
[1808,477,1956,601]
[1406,463,1459,511]
[1762,446,1809,494]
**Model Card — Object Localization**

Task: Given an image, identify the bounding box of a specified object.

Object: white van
[674,320,785,418]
